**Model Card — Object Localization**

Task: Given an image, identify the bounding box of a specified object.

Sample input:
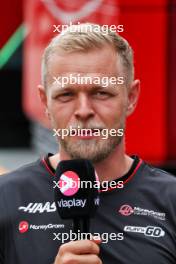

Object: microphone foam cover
[54,159,100,219]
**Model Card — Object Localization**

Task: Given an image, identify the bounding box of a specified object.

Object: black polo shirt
[0,154,176,264]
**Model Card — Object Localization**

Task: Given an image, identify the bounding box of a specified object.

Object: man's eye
[97,91,107,95]
[56,92,74,102]
[94,91,111,98]
[60,92,73,97]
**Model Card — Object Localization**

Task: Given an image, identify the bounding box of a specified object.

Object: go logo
[145,226,165,237]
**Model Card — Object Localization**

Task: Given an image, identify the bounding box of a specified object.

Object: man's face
[40,46,139,162]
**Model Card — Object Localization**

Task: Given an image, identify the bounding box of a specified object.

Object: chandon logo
[59,171,80,196]
[19,221,29,233]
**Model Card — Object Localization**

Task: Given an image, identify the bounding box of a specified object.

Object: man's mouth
[74,128,102,139]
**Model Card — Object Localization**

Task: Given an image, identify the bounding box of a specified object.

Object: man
[0,23,176,264]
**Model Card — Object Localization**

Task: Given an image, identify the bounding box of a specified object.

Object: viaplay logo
[19,221,29,233]
[59,171,80,196]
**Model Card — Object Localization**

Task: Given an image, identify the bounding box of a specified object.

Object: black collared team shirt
[0,154,176,264]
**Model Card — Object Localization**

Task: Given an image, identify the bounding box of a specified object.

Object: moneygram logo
[18,221,65,233]
[119,204,165,221]
[59,171,80,196]
[19,221,29,233]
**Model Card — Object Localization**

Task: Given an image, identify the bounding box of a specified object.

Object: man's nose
[74,93,95,121]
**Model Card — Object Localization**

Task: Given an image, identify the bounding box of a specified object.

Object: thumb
[91,235,102,245]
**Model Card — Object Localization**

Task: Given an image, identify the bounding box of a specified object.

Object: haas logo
[19,221,29,233]
[119,205,134,216]
[43,0,103,23]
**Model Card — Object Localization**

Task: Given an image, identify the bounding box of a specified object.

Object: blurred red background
[1,0,176,165]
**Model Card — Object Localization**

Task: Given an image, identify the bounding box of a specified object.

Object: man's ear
[126,79,140,117]
[38,84,47,106]
[38,84,49,117]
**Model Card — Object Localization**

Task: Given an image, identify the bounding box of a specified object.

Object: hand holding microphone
[54,159,102,264]
[54,238,102,264]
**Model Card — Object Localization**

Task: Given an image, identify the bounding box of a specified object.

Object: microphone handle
[73,218,90,236]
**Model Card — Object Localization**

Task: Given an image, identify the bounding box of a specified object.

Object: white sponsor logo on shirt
[18,221,65,233]
[18,202,56,214]
[119,204,166,221]
[30,223,65,231]
[124,225,165,237]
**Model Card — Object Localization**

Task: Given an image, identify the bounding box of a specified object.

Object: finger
[59,239,100,255]
[61,253,102,264]
[91,236,102,245]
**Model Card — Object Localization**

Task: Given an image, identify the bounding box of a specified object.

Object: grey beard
[59,134,123,163]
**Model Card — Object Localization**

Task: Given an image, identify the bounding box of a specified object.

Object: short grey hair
[41,23,134,88]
